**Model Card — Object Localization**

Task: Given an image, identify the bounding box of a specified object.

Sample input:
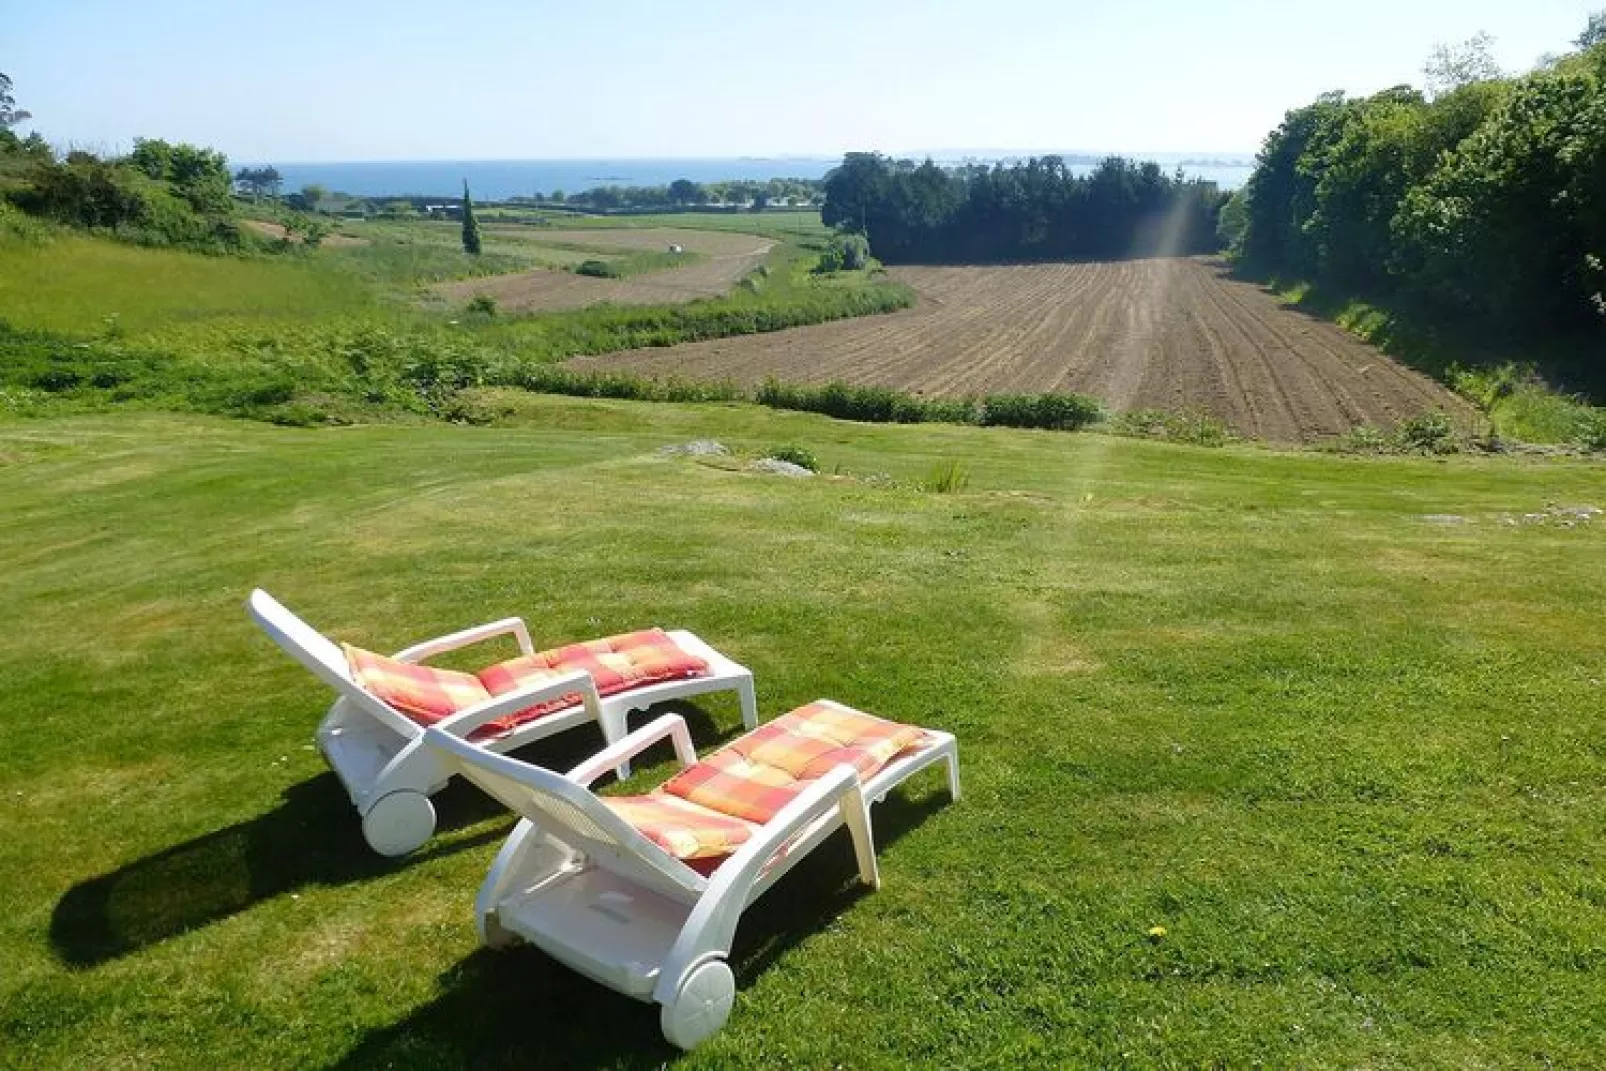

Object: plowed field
[432,227,774,313]
[569,257,1469,442]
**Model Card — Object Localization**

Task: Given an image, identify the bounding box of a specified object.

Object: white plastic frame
[423,701,960,1050]
[246,588,758,856]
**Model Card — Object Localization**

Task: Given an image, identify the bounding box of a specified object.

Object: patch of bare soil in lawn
[242,220,368,247]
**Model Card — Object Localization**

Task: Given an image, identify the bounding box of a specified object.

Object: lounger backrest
[424,726,707,900]
[248,589,349,685]
[247,589,424,739]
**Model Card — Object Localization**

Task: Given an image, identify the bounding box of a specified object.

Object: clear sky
[5,0,1600,162]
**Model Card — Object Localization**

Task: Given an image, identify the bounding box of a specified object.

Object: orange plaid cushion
[604,793,757,863]
[473,629,711,735]
[660,701,930,825]
[345,645,491,726]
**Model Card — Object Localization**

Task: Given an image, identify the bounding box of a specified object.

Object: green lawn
[2,398,1603,1067]
[0,234,375,335]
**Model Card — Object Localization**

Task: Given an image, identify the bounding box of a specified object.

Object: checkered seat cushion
[605,794,758,866]
[345,628,711,740]
[475,629,711,733]
[604,701,929,868]
[344,644,491,725]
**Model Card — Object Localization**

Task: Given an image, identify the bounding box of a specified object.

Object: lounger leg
[944,739,962,801]
[736,675,758,731]
[600,708,632,781]
[840,787,880,889]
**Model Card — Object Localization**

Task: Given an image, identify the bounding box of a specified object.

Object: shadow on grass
[50,703,737,970]
[48,773,505,969]
[328,788,952,1069]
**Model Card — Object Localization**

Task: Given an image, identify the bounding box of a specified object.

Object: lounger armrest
[566,714,698,787]
[711,766,865,890]
[654,766,870,1004]
[433,668,601,738]
[391,617,535,663]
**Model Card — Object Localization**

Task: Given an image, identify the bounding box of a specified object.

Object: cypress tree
[461,180,482,255]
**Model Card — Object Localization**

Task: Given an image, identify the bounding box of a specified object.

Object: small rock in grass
[656,439,730,458]
[749,458,815,478]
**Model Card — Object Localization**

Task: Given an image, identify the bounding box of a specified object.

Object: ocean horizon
[246,156,1253,201]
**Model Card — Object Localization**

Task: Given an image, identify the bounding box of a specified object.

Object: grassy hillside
[3,398,1602,1067]
[0,233,375,334]
[0,213,917,427]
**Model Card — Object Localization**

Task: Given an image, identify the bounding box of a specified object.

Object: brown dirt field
[433,228,775,313]
[568,257,1471,443]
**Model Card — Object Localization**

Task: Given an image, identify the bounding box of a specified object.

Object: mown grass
[2,398,1603,1067]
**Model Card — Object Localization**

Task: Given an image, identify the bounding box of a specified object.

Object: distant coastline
[245,156,1253,201]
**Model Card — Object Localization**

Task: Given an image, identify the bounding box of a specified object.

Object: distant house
[423,204,463,220]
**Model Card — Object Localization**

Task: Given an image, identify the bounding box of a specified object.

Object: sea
[251,157,1253,201]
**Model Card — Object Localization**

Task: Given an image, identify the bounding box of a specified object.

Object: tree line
[544,177,823,211]
[1229,19,1606,361]
[820,153,1227,264]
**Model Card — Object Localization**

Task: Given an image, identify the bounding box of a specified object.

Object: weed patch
[1109,409,1234,447]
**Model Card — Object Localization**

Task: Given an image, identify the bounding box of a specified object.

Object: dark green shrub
[1575,407,1606,451]
[466,294,498,317]
[816,232,872,273]
[576,259,621,278]
[1395,410,1458,453]
[19,154,247,253]
[31,368,81,392]
[239,381,296,407]
[980,392,1102,430]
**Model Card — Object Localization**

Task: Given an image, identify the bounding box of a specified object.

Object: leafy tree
[234,166,283,200]
[1578,11,1606,50]
[299,183,327,213]
[820,152,1223,265]
[1424,32,1502,97]
[1301,87,1430,290]
[1217,189,1249,253]
[461,180,482,255]
[1237,45,1606,367]
[0,72,30,128]
[667,178,704,205]
[1238,93,1347,274]
[1395,67,1606,331]
[127,138,233,214]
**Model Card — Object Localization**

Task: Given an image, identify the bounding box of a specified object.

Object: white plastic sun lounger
[423,694,959,1050]
[247,589,757,856]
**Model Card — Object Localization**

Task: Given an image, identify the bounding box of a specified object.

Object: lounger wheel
[660,959,735,1051]
[361,790,436,856]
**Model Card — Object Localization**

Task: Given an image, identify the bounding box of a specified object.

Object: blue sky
[6,0,1600,161]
